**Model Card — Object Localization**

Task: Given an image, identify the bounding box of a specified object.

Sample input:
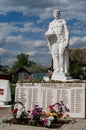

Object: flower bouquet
[11,101,70,128]
[11,101,28,124]
[43,101,70,127]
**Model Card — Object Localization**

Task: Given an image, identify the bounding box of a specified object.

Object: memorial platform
[15,82,86,118]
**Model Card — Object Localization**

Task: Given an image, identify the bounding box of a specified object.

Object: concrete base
[0,102,5,106]
[51,72,72,81]
[0,102,11,107]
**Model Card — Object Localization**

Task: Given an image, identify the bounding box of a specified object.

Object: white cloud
[0,23,18,41]
[7,58,16,64]
[21,22,42,33]
[35,40,45,47]
[0,48,7,54]
[70,36,86,48]
[0,0,85,21]
[6,35,25,44]
[25,51,37,56]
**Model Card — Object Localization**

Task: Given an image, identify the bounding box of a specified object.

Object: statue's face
[53,11,60,19]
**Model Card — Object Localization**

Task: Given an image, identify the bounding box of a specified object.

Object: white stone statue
[45,9,72,81]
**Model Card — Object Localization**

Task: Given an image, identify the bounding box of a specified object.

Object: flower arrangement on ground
[12,101,70,128]
[12,101,28,125]
[12,101,27,119]
[43,101,70,127]
[31,105,43,124]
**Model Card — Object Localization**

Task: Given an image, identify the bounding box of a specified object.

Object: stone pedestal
[51,72,72,81]
[15,82,86,118]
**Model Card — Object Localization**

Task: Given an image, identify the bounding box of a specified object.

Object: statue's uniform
[46,19,69,73]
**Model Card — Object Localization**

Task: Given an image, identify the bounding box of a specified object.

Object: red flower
[27,110,31,113]
[58,113,63,118]
[66,114,70,117]
[25,76,32,80]
[13,108,18,114]
[49,105,54,112]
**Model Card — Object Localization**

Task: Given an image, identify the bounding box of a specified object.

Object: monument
[45,9,72,81]
[15,9,86,119]
[15,82,86,118]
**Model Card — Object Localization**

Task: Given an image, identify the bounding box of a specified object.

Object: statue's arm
[63,20,70,46]
[48,22,52,30]
[45,22,53,51]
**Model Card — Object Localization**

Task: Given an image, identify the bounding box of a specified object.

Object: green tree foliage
[69,49,85,79]
[69,48,86,65]
[10,53,29,74]
[69,63,83,79]
[15,53,29,67]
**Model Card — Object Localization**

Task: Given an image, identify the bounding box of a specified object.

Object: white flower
[16,111,22,118]
[13,102,26,118]
[48,116,54,121]
[54,105,59,112]
[47,120,51,126]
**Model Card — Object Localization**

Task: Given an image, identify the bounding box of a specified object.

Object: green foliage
[9,53,29,82]
[11,53,29,72]
[16,53,29,66]
[2,119,9,123]
[69,48,86,64]
[69,63,83,79]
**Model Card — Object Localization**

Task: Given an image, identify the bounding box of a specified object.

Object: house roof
[0,65,10,74]
[16,66,34,73]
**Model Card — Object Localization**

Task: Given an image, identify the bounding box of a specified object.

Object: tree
[15,53,29,66]
[69,63,83,79]
[10,53,29,74]
[69,49,85,79]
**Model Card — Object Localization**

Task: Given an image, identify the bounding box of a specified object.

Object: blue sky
[0,0,86,67]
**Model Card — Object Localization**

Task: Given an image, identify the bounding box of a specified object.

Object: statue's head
[53,9,60,19]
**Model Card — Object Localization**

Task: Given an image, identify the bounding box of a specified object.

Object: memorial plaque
[41,87,47,109]
[15,87,28,109]
[47,88,57,104]
[15,82,86,118]
[70,86,85,118]
[27,87,34,110]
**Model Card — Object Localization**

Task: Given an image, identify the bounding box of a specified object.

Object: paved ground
[0,107,86,130]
